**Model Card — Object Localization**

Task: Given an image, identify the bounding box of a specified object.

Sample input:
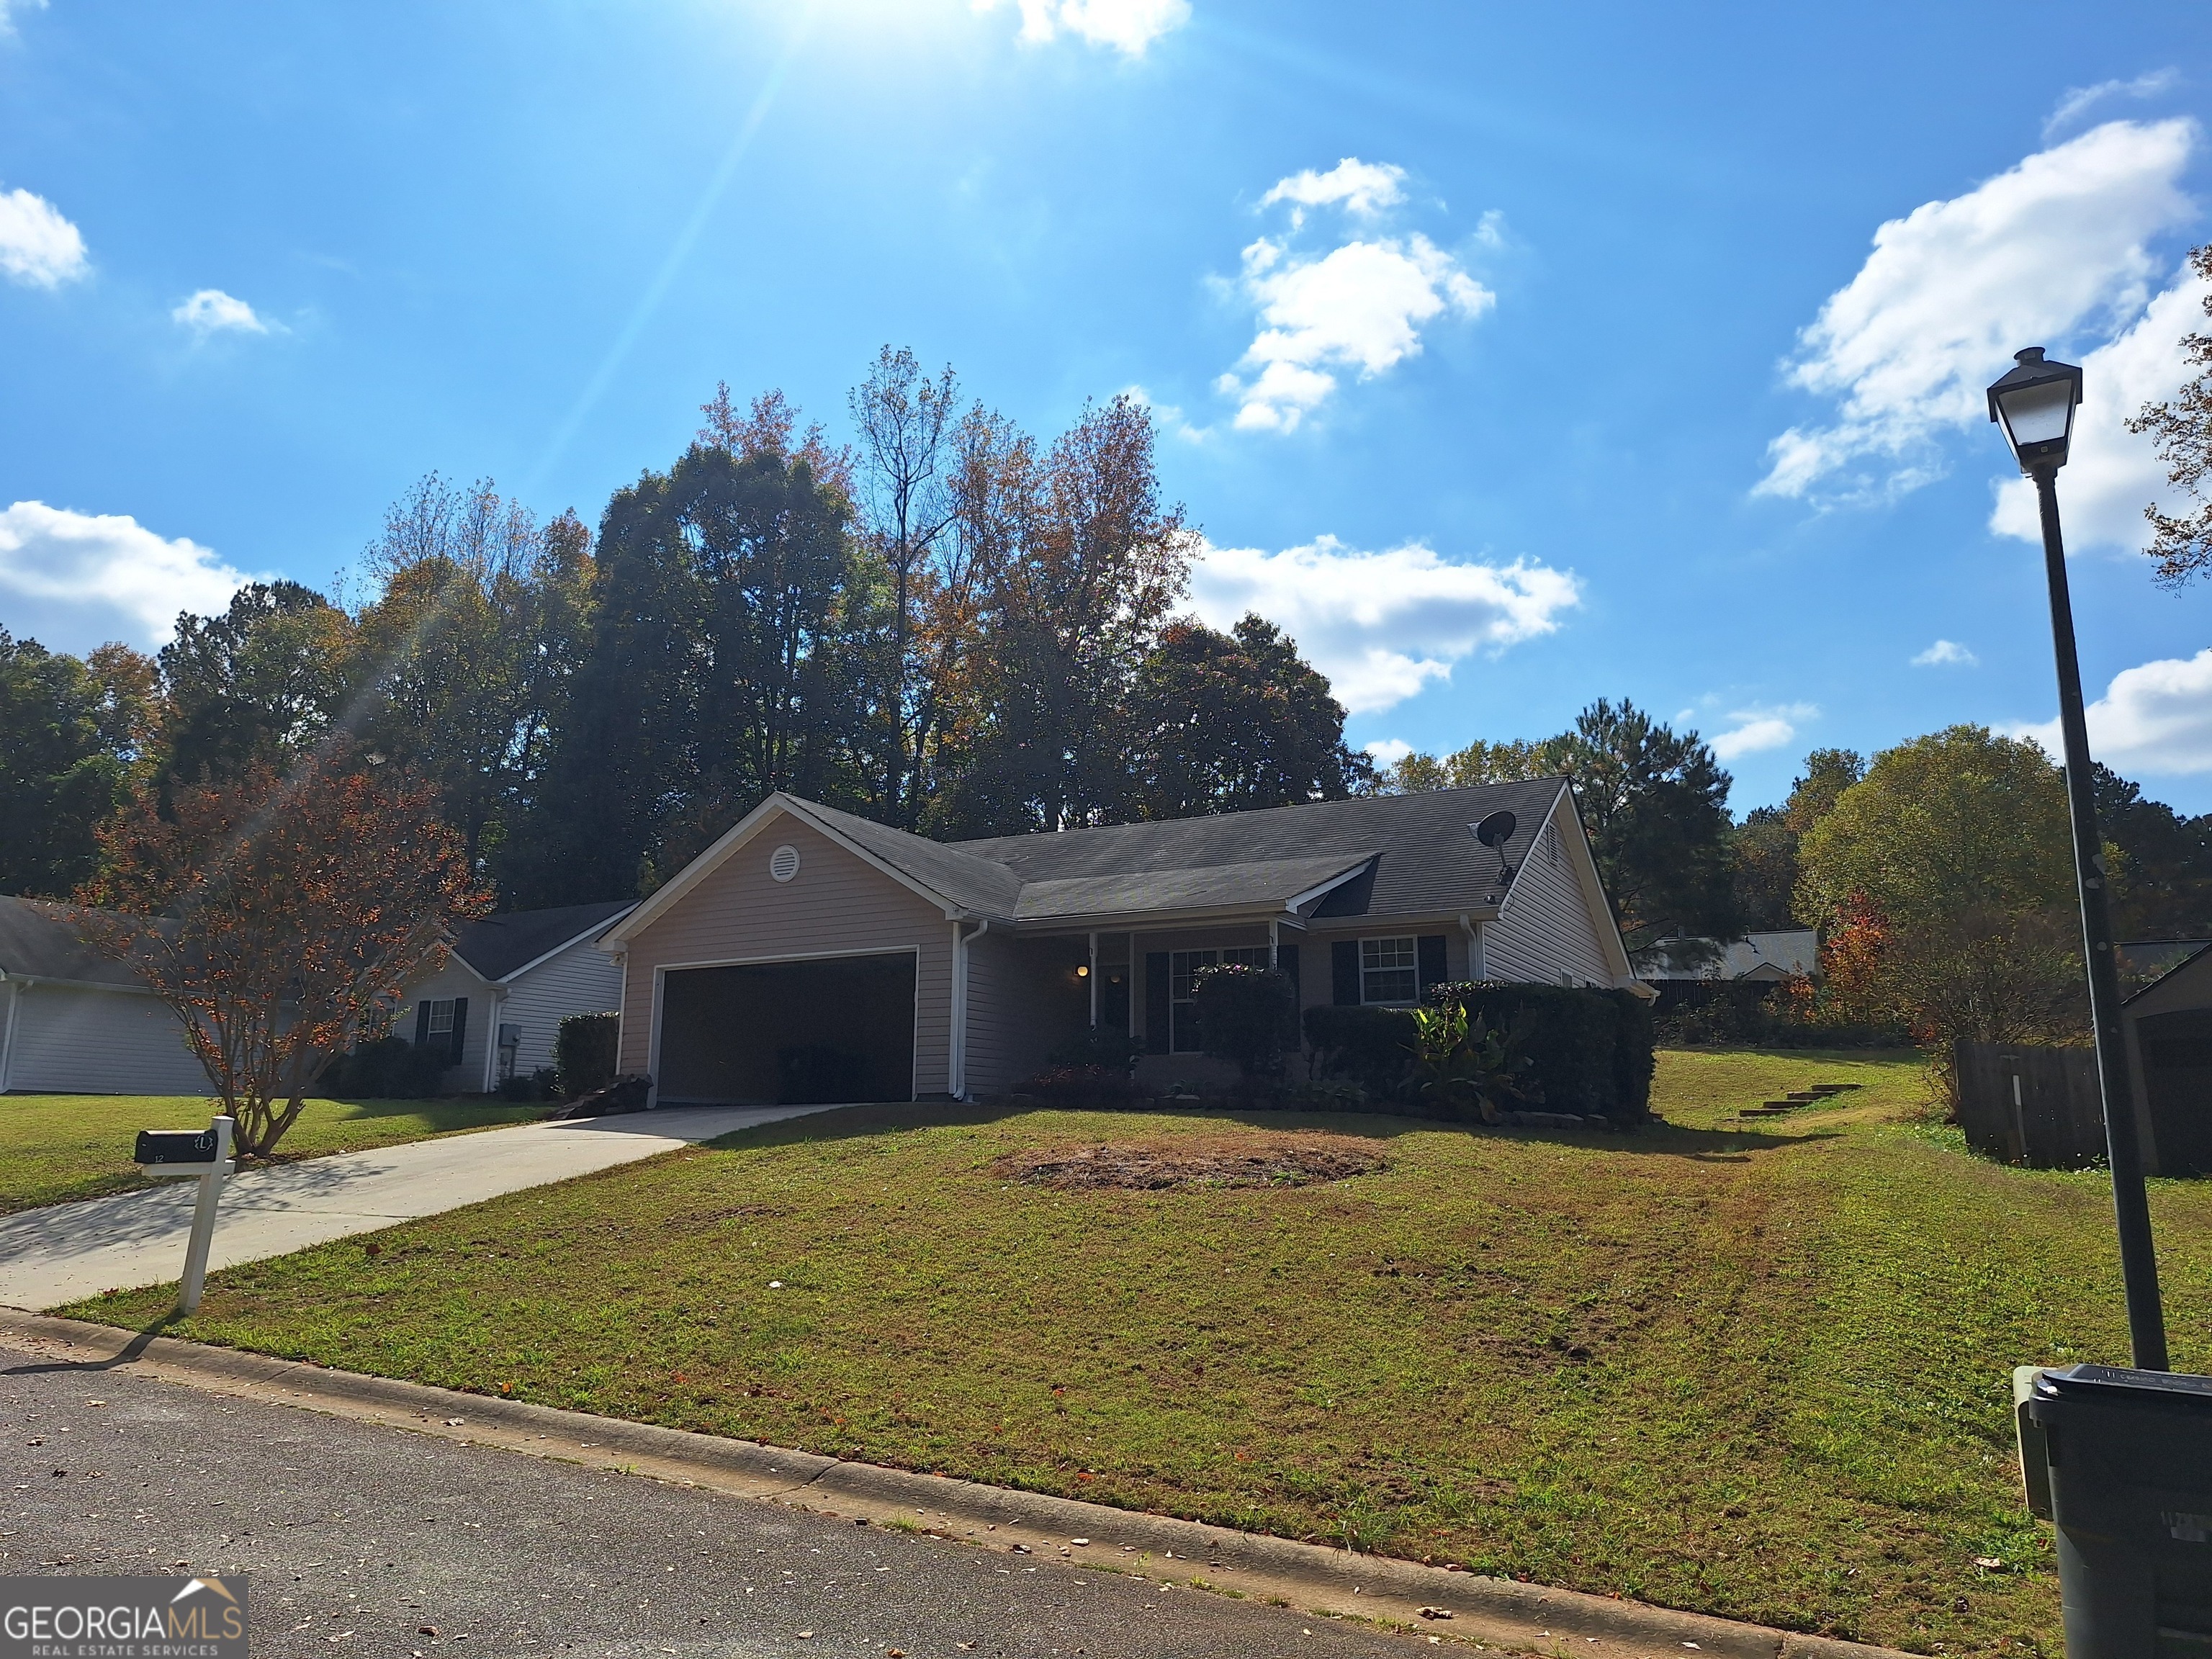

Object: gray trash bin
[2015,1364,2212,1655]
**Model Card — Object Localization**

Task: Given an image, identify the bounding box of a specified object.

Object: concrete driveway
[0,1105,832,1312]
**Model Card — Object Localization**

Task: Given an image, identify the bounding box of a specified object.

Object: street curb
[0,1310,1911,1659]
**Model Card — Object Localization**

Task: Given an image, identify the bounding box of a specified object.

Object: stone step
[1811,1082,1862,1092]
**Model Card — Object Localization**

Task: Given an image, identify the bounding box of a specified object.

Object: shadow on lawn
[685,1097,1833,1162]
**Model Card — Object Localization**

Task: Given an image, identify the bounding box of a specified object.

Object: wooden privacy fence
[1954,1039,2108,1170]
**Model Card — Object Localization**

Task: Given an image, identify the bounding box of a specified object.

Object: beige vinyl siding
[4,981,210,1095]
[618,815,954,1094]
[965,933,1086,1095]
[403,962,494,1092]
[1483,804,1615,986]
[500,941,624,1080]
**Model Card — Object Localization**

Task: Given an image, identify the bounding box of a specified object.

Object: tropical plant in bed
[1408,1004,1539,1123]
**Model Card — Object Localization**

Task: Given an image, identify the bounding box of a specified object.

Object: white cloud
[2047,70,2180,138]
[1220,233,1493,431]
[1217,158,1496,432]
[2014,649,2212,775]
[976,0,1189,54]
[1755,119,2197,503]
[1364,737,1414,766]
[0,501,251,652]
[0,0,47,39]
[1259,158,1406,226]
[1912,638,1979,667]
[1987,260,2211,550]
[0,184,87,288]
[171,288,276,337]
[1187,535,1580,714]
[1709,703,1818,761]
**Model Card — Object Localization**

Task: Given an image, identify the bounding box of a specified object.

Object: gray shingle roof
[451,901,637,982]
[0,895,151,990]
[801,778,1570,926]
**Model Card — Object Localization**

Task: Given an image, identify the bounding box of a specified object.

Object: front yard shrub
[554,1012,620,1100]
[1425,982,1657,1124]
[1302,1004,1416,1097]
[1009,1064,1146,1107]
[1192,963,1297,1079]
[317,1035,451,1100]
[1047,1027,1147,1074]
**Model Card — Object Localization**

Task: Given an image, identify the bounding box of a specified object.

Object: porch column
[1088,931,1099,1028]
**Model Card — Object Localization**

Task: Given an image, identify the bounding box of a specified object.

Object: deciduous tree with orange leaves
[78,738,489,1156]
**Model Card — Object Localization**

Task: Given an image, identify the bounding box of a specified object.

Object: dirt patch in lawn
[992,1131,1385,1191]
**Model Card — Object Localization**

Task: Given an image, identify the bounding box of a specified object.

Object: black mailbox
[135,1128,220,1166]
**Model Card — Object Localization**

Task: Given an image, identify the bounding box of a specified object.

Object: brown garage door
[658,953,916,1106]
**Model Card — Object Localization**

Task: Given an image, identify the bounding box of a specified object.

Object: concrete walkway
[0,1104,832,1311]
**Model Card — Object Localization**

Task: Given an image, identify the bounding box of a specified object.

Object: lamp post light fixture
[1988,346,2168,1371]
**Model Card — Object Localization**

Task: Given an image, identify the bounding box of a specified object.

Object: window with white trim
[1359,937,1418,1004]
[426,999,457,1037]
[1169,945,1272,1053]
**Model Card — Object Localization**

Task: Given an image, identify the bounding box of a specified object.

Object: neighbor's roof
[0,894,151,991]
[799,778,1568,925]
[451,900,637,982]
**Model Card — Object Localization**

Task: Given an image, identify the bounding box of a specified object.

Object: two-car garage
[655,952,917,1106]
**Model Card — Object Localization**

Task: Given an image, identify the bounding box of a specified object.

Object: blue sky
[3,0,2211,812]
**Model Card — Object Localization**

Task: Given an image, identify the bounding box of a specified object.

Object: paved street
[0,1106,832,1310]
[0,1340,1421,1658]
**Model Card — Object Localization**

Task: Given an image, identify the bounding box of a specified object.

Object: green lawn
[68,1048,2211,1655]
[0,1094,547,1213]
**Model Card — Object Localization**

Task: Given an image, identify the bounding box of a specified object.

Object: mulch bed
[992,1132,1386,1192]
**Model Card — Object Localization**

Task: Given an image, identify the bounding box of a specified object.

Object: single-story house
[0,894,210,1095]
[1644,928,1820,983]
[596,778,1645,1106]
[400,901,636,1092]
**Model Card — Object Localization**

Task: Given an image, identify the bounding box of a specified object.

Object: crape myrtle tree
[79,737,489,1157]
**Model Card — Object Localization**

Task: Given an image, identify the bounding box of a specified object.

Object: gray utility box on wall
[2015,1364,2212,1655]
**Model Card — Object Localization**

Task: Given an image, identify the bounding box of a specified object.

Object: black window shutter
[1331,940,1359,1006]
[415,1001,432,1046]
[1417,935,1447,993]
[449,997,469,1065]
[1143,953,1171,1054]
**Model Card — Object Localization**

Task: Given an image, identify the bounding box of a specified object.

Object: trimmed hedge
[317,1035,451,1100]
[1301,981,1658,1124]
[555,1012,621,1100]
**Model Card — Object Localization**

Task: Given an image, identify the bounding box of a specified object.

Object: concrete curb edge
[0,1310,1912,1659]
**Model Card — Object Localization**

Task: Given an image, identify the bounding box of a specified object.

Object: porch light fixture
[1987,346,2083,473]
[1075,963,1089,977]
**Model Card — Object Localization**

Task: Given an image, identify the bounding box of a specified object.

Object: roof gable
[451,900,638,982]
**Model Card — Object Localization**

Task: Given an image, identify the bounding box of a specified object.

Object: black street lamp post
[1987,346,2168,1371]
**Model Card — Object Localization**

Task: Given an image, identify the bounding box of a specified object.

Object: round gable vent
[768,844,801,883]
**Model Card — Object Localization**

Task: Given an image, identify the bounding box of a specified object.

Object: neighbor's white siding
[1483,805,1615,986]
[3,981,210,1095]
[500,941,624,1080]
[401,961,493,1092]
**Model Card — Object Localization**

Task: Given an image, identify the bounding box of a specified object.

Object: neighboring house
[596,778,1645,1107]
[2121,941,2212,1176]
[0,894,208,1096]
[1645,929,1820,983]
[401,902,636,1092]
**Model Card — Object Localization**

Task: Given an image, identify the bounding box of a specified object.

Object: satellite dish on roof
[1473,809,1517,890]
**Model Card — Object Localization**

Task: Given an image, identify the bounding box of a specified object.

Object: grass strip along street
[0,1093,545,1213]
[69,1049,2212,1657]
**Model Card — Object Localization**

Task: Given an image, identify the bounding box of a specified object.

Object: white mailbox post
[133,1115,235,1315]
